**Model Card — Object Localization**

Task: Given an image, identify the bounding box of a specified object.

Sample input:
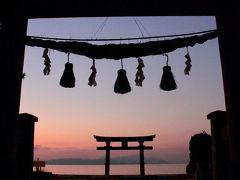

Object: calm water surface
[44,164,187,175]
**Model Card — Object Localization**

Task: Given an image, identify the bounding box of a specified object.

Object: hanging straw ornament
[42,48,51,75]
[160,54,177,91]
[88,59,97,87]
[135,57,145,86]
[59,53,75,88]
[184,47,192,75]
[114,59,131,94]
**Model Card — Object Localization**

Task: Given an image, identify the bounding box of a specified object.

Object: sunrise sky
[20,16,225,163]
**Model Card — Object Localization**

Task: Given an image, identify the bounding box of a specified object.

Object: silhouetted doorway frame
[1,1,239,180]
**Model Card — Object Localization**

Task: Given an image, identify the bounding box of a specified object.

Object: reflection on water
[44,164,187,175]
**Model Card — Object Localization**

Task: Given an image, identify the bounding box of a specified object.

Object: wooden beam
[94,135,155,142]
[1,0,220,18]
[97,146,153,150]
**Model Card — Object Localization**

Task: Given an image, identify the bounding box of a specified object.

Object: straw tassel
[160,54,177,91]
[59,53,75,88]
[114,59,131,94]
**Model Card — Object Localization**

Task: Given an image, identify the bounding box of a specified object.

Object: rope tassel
[88,59,97,87]
[135,57,145,86]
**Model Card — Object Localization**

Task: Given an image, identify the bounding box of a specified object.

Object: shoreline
[51,174,195,180]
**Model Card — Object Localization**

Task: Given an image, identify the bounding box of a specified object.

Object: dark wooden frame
[1,1,239,179]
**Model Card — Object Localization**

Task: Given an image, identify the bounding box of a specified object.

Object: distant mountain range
[46,155,168,165]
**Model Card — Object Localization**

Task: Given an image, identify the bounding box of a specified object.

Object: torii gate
[0,1,239,180]
[94,135,156,175]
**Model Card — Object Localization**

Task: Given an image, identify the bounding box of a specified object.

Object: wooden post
[105,141,111,175]
[139,141,145,176]
[216,11,240,180]
[17,113,38,180]
[0,16,27,179]
[207,111,228,180]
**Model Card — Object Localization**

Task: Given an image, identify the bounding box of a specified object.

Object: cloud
[34,145,102,160]
[151,147,189,163]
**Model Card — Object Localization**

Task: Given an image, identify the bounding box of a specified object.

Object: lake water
[43,164,187,175]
